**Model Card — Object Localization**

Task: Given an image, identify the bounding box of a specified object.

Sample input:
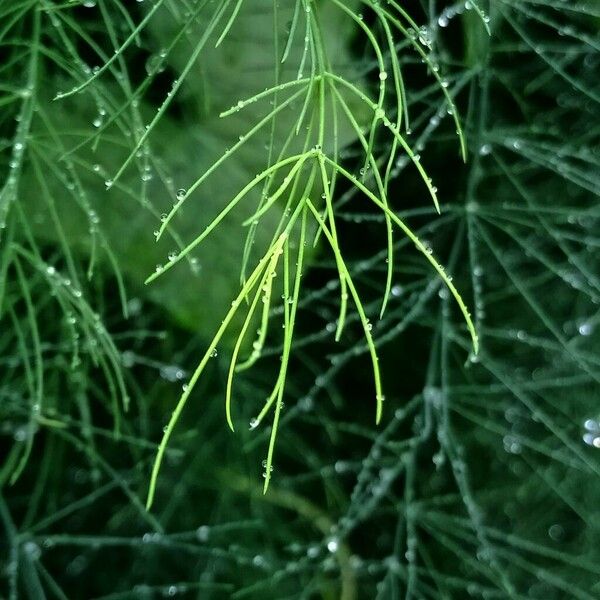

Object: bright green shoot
[144,0,480,507]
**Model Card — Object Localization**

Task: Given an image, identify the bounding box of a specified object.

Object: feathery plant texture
[0,0,599,598]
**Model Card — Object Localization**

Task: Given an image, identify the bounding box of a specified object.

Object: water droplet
[196,526,210,542]
[13,425,28,442]
[432,451,445,468]
[145,53,165,75]
[160,365,185,382]
[418,26,433,48]
[423,386,444,407]
[583,432,596,446]
[468,352,479,364]
[23,541,41,560]
[548,524,564,541]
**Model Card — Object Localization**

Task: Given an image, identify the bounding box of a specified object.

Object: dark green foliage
[1,0,599,598]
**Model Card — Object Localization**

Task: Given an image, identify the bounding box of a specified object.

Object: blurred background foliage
[1,0,599,598]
